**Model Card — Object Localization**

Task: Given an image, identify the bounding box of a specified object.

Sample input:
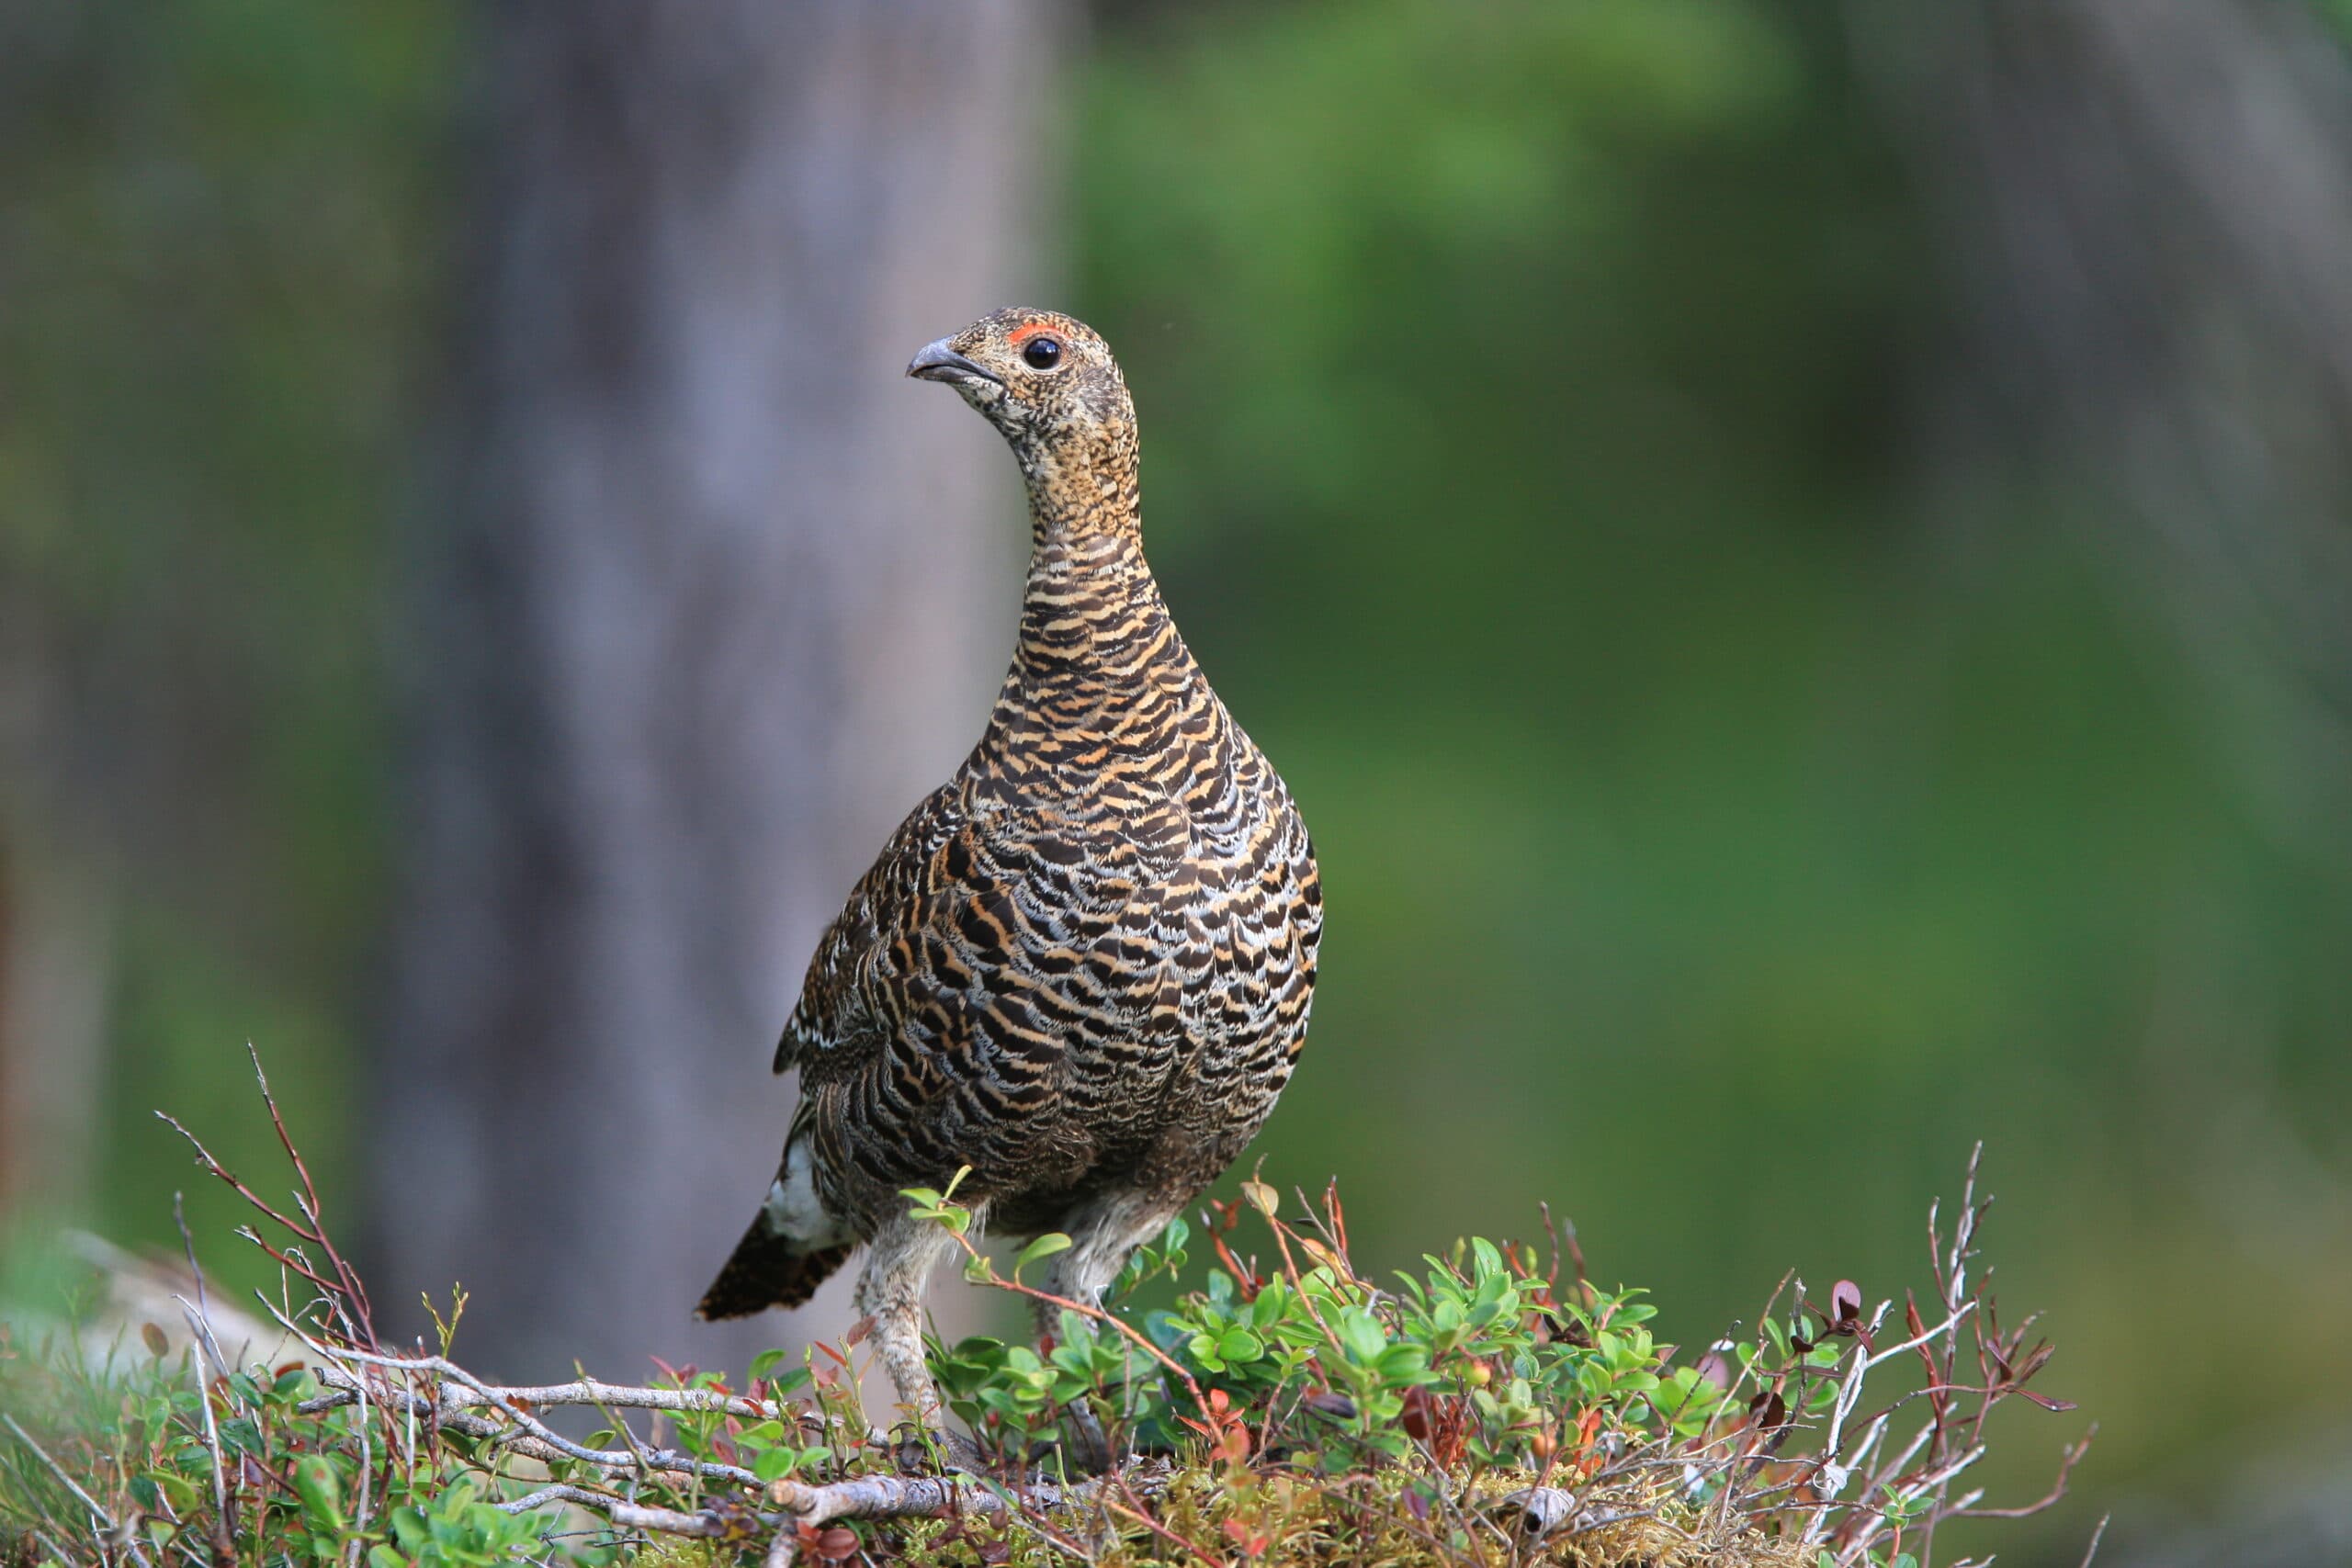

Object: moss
[626,1540,736,1568]
[876,1464,1813,1568]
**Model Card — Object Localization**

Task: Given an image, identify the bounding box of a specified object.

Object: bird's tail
[696,1214,853,1320]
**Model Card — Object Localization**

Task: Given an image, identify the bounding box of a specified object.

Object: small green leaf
[292,1454,345,1535]
[1013,1233,1073,1278]
[1250,1279,1289,1329]
[1337,1309,1388,1364]
[750,1348,787,1382]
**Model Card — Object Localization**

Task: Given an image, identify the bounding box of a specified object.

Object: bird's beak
[906,338,1001,386]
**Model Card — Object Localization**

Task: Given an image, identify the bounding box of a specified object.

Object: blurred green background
[6,2,2352,1562]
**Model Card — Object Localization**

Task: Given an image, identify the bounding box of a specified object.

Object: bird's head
[906,309,1133,464]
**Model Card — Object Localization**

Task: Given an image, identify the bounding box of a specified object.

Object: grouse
[697,309,1321,1438]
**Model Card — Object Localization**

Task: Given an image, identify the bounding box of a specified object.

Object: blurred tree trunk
[379,0,1056,1381]
[1853,0,2352,843]
[0,831,110,1220]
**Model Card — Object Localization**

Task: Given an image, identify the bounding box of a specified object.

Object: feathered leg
[1035,1190,1186,1472]
[855,1209,970,1435]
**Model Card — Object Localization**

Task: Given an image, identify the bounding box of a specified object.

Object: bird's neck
[1011,437,1180,683]
[1017,429,1141,556]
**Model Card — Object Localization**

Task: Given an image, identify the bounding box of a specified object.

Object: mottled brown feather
[696,1225,852,1320]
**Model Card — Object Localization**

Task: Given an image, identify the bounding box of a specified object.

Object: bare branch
[1956,1425,2098,1519]
[298,1374,783,1423]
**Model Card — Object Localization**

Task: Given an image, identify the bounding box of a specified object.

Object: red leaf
[1831,1280,1861,1325]
[1303,1392,1357,1421]
[1400,1385,1433,1441]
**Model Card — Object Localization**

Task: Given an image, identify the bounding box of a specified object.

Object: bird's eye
[1022,335,1064,371]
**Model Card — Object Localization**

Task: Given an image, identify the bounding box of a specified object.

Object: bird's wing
[773,778,1187,1077]
[772,784,966,1073]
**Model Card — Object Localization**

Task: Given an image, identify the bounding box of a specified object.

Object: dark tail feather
[696,1217,854,1320]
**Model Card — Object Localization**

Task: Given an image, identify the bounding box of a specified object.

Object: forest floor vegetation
[0,1055,2093,1568]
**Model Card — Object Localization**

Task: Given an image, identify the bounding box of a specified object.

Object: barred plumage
[697,310,1320,1438]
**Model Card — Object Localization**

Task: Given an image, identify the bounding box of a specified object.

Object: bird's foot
[940,1427,994,1476]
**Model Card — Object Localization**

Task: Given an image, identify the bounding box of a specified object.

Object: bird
[696,308,1321,1449]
